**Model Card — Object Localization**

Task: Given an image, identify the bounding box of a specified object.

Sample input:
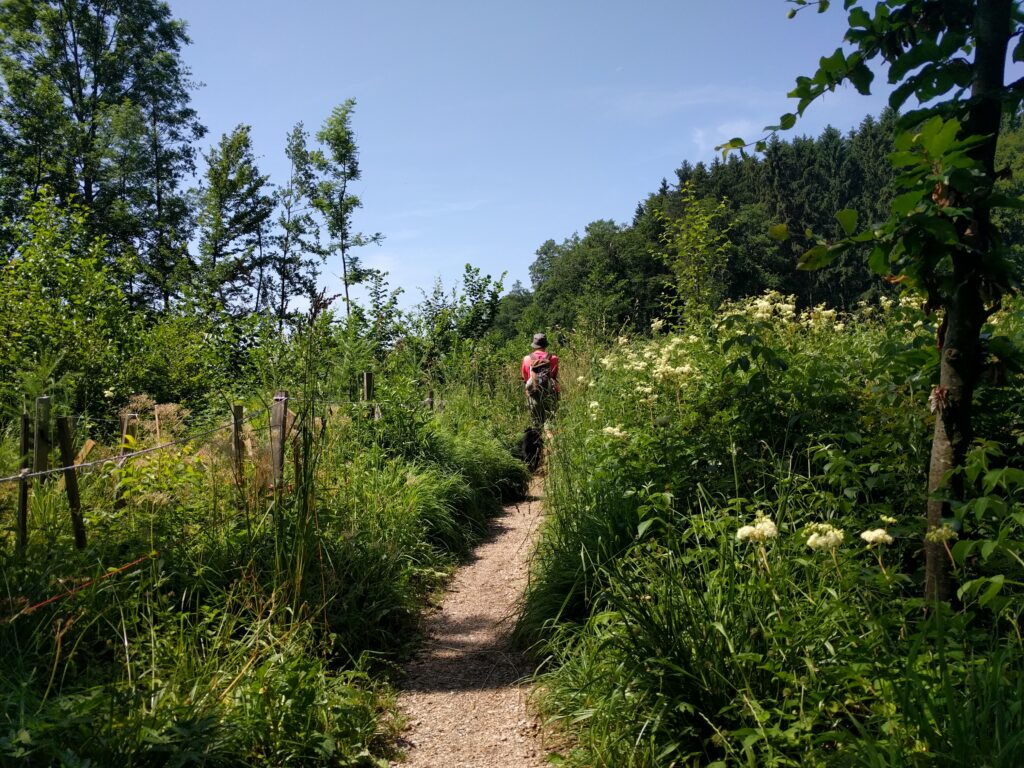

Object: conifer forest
[2,1,1024,766]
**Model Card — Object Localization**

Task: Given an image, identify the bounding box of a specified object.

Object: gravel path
[391,485,549,767]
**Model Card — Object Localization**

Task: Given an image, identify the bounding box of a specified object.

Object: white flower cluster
[650,317,665,333]
[736,516,778,543]
[602,424,628,439]
[801,303,840,331]
[860,528,894,546]
[652,336,696,382]
[749,291,797,322]
[806,523,845,551]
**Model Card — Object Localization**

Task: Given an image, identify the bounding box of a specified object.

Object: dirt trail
[391,484,548,767]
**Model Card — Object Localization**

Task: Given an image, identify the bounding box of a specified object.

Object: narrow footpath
[391,483,549,767]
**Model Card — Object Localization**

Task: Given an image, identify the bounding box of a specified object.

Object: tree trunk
[925,273,985,602]
[924,0,1012,602]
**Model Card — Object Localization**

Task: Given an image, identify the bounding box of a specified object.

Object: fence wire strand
[0,408,269,485]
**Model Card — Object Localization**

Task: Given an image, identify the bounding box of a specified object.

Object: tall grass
[0,313,530,764]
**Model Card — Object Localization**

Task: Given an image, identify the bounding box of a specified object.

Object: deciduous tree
[754,0,1024,601]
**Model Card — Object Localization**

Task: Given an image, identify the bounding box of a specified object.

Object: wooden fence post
[231,404,244,486]
[361,371,379,420]
[33,396,51,479]
[270,392,288,491]
[56,416,86,550]
[17,411,30,556]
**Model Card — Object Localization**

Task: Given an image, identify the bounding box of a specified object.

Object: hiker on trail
[522,332,559,429]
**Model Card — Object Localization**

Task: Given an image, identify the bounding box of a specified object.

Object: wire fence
[1,376,443,557]
[0,414,263,485]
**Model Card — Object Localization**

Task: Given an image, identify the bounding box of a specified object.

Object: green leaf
[848,6,870,27]
[835,208,858,235]
[798,244,836,271]
[918,216,958,244]
[980,539,998,561]
[980,574,1005,606]
[768,223,790,242]
[848,60,874,95]
[716,137,746,157]
[924,118,961,157]
[891,190,925,218]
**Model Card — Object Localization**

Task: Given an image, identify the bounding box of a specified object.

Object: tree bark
[923,0,1012,602]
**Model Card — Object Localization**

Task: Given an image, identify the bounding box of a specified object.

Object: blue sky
[167,0,894,307]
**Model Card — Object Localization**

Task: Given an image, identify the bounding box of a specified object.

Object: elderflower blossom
[860,528,894,546]
[736,516,778,543]
[651,317,665,333]
[925,524,958,543]
[602,425,628,439]
[806,523,844,551]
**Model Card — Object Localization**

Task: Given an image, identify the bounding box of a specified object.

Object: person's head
[531,332,548,350]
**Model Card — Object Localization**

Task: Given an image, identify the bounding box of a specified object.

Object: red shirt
[521,349,559,391]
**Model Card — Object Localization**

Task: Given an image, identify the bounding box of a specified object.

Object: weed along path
[391,483,548,767]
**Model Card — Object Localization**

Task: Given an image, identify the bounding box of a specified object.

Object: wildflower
[925,524,958,543]
[806,523,844,551]
[650,318,665,333]
[860,528,894,546]
[880,515,897,525]
[736,525,756,542]
[103,388,114,398]
[687,335,699,343]
[589,401,600,410]
[576,376,588,384]
[602,425,628,439]
[736,516,778,543]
